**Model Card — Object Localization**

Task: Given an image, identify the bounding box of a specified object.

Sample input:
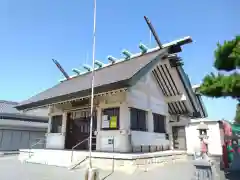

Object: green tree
[235,103,240,124]
[198,36,240,123]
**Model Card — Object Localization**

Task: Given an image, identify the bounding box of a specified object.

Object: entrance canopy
[15,37,206,118]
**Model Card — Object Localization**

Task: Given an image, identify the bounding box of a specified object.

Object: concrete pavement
[0,155,235,180]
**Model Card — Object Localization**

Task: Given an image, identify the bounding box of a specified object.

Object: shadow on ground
[224,171,240,180]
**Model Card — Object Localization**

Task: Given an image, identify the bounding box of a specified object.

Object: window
[101,107,120,130]
[153,113,166,133]
[130,108,147,131]
[50,115,62,133]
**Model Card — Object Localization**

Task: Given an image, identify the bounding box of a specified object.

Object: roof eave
[15,79,130,110]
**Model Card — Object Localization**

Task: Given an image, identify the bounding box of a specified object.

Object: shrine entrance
[65,109,97,150]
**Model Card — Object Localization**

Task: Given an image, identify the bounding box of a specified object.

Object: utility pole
[85,0,98,179]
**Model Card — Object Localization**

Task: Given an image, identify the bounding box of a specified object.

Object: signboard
[110,116,117,128]
[101,115,109,128]
[101,115,118,129]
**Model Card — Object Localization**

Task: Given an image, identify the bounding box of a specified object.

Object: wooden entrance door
[65,111,97,150]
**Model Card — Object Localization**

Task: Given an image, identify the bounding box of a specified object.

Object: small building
[16,37,206,153]
[0,100,48,151]
[185,118,222,156]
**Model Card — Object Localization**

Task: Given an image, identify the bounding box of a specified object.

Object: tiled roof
[0,100,19,114]
[0,100,48,122]
[16,48,169,110]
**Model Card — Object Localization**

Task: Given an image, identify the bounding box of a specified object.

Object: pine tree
[198,36,240,123]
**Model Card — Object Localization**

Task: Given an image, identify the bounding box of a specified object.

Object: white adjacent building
[185,118,222,156]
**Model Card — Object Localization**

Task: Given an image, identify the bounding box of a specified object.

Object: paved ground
[0,155,238,180]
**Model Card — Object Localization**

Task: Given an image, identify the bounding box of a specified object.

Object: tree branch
[214,36,240,71]
[198,72,240,99]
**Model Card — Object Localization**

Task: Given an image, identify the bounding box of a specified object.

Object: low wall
[131,131,170,153]
[45,133,65,149]
[19,149,187,171]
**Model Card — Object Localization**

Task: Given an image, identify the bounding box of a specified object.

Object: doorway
[65,110,97,150]
[172,126,187,150]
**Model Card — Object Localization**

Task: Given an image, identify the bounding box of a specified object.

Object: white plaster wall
[127,73,168,115]
[97,130,131,152]
[185,121,222,156]
[131,131,169,146]
[96,92,131,153]
[126,73,170,148]
[45,106,66,149]
[46,133,65,149]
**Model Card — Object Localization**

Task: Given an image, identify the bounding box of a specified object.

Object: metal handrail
[70,136,97,162]
[70,136,116,170]
[72,138,89,150]
[31,138,45,148]
[29,138,45,158]
[71,137,89,162]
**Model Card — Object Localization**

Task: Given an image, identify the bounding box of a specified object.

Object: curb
[0,151,19,157]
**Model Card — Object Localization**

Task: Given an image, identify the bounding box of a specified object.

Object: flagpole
[89,0,97,169]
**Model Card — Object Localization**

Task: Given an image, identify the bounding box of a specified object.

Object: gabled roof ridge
[66,48,160,81]
[62,36,191,81]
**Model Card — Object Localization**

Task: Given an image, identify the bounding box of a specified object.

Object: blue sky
[0,0,239,121]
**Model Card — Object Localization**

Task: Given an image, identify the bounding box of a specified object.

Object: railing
[70,136,116,170]
[70,136,97,162]
[71,137,89,162]
[29,138,46,158]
